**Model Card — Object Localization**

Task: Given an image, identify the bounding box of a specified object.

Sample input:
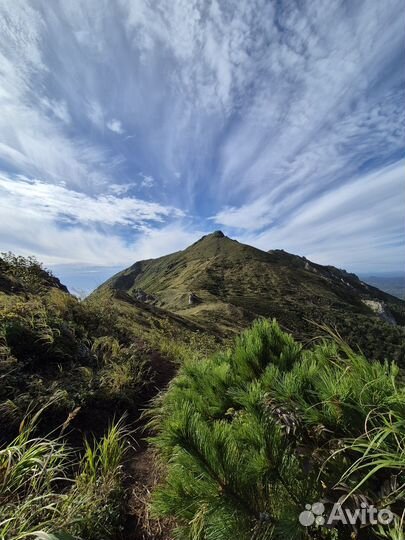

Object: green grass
[0,280,151,437]
[96,232,405,365]
[0,405,128,540]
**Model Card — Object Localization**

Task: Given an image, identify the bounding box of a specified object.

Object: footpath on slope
[123,345,177,540]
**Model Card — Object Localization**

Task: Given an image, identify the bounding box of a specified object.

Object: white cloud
[0,173,183,228]
[41,98,71,124]
[87,101,104,130]
[0,191,203,266]
[109,183,136,195]
[0,205,136,266]
[0,170,198,268]
[106,119,124,134]
[0,0,403,278]
[124,224,206,262]
[139,172,154,188]
[212,198,273,230]
[0,2,121,191]
[239,160,405,272]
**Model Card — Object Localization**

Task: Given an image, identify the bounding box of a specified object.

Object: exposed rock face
[362,299,397,325]
[188,292,199,305]
[134,289,158,304]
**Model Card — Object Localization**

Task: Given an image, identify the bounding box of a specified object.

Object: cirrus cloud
[0,0,403,292]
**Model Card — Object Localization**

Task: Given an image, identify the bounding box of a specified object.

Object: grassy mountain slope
[96,232,405,364]
[2,251,404,539]
[0,253,220,439]
[0,253,145,440]
[0,253,223,539]
[0,254,149,538]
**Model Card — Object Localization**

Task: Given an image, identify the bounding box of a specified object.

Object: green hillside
[2,248,405,540]
[0,253,218,539]
[96,232,405,364]
[0,252,220,439]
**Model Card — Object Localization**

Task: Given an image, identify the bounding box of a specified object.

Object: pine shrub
[150,319,405,539]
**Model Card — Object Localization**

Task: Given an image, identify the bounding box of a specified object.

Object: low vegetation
[0,287,147,438]
[2,253,405,539]
[0,253,224,539]
[0,252,211,438]
[0,408,128,540]
[150,319,405,539]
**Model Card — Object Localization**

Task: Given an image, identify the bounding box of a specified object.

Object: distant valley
[360,273,405,300]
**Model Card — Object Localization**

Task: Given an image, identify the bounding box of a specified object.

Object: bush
[0,278,148,437]
[150,319,405,540]
[0,252,61,295]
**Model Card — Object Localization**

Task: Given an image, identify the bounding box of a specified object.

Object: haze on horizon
[0,0,404,294]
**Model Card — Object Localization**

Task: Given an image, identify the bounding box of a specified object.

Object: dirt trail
[123,347,177,540]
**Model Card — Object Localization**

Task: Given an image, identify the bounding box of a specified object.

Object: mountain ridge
[94,232,405,362]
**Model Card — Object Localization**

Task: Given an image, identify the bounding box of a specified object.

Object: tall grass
[0,408,70,540]
[337,412,405,539]
[0,408,129,540]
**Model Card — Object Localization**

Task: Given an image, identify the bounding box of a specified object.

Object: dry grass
[127,447,175,540]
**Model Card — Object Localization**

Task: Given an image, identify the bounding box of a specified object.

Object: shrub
[0,275,148,436]
[150,319,405,540]
[0,252,54,295]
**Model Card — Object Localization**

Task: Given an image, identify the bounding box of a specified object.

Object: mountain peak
[192,230,227,245]
[210,230,225,238]
[199,230,225,240]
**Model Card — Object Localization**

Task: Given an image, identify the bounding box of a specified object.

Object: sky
[0,0,404,295]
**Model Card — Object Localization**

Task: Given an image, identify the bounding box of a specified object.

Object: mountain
[95,231,405,364]
[2,248,405,540]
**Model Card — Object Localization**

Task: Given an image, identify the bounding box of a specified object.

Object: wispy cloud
[106,119,124,134]
[0,2,119,191]
[239,160,405,272]
[139,172,155,189]
[0,173,183,228]
[0,0,403,281]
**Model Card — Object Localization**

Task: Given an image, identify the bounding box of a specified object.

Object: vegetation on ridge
[149,319,405,539]
[2,251,405,540]
[96,233,405,365]
[0,252,218,439]
[0,253,221,539]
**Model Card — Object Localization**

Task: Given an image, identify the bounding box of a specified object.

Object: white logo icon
[299,501,394,528]
[299,502,325,526]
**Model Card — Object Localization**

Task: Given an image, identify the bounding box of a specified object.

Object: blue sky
[0,0,404,294]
